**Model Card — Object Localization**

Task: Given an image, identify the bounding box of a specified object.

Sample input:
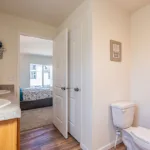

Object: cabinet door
[0,119,17,150]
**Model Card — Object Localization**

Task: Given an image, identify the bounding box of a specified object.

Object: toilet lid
[131,127,150,144]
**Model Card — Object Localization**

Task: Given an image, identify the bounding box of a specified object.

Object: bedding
[20,98,53,111]
[20,87,53,110]
[21,87,52,101]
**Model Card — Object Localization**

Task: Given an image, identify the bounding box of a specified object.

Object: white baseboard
[97,138,122,150]
[80,143,89,150]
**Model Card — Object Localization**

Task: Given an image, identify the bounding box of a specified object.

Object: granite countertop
[0,92,21,121]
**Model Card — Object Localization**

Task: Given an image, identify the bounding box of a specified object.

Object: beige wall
[0,12,56,96]
[92,0,131,149]
[131,4,150,128]
[58,1,93,150]
[2,2,150,150]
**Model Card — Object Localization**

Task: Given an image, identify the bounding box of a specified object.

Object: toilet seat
[131,127,150,150]
[124,127,150,150]
[131,127,150,144]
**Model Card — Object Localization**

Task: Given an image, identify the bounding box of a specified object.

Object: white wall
[131,4,150,128]
[0,12,56,95]
[92,0,131,149]
[20,54,52,88]
[57,1,93,150]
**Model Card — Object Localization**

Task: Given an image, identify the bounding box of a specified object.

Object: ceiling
[112,0,150,13]
[0,0,84,27]
[0,0,149,27]
[20,35,53,56]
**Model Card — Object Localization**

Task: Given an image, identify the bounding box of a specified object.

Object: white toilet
[111,101,150,150]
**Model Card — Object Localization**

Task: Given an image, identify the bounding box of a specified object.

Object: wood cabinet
[0,119,20,150]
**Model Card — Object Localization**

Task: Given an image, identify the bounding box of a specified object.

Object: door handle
[61,87,66,91]
[61,87,72,91]
[74,87,80,92]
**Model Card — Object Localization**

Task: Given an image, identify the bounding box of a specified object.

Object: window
[30,72,36,79]
[30,64,53,87]
[43,65,53,87]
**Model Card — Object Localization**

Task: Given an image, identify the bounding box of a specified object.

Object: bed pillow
[20,88,23,102]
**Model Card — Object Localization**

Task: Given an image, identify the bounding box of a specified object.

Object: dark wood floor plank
[21,124,81,150]
[21,124,126,150]
[109,143,126,150]
[41,136,75,150]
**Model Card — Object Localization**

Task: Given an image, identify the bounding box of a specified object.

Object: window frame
[30,64,52,87]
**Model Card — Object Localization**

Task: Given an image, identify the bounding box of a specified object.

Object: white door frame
[17,30,82,144]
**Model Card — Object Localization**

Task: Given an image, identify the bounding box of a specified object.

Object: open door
[53,29,68,138]
[68,25,82,142]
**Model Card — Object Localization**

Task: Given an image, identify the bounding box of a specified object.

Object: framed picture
[110,40,122,62]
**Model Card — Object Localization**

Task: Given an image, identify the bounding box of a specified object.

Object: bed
[20,87,53,111]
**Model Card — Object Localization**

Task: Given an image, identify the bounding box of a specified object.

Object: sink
[0,90,11,95]
[0,99,11,108]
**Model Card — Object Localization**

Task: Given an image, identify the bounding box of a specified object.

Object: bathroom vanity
[0,118,20,150]
[0,85,21,150]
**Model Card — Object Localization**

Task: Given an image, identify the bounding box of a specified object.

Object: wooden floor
[20,124,81,150]
[20,124,126,150]
[109,143,126,150]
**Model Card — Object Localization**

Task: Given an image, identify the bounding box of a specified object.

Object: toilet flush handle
[122,109,126,113]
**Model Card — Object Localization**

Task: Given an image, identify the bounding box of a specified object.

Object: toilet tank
[111,101,135,129]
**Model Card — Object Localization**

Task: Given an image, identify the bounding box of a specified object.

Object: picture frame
[110,40,122,62]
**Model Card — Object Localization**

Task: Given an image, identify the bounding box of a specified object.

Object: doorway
[18,28,82,146]
[19,35,53,131]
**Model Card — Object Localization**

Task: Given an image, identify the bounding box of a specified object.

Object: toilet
[111,101,150,150]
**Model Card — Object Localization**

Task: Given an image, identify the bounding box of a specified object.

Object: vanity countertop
[0,93,18,103]
[0,92,21,121]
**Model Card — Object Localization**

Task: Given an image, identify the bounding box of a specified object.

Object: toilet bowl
[130,127,150,150]
[122,127,150,150]
[122,127,139,150]
[111,101,150,150]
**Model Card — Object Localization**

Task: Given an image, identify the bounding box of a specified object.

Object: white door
[53,29,68,139]
[68,25,82,142]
